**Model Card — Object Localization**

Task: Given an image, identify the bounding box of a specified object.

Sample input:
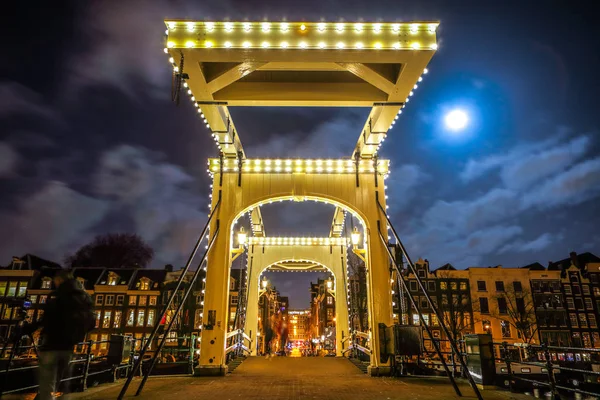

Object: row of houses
[392,251,600,351]
[0,256,244,355]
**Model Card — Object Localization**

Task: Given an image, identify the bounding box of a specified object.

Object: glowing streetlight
[351,227,361,246]
[444,109,468,131]
[261,278,268,289]
[351,227,366,262]
[237,226,247,246]
[231,227,247,261]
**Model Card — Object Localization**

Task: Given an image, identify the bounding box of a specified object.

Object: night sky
[1,1,599,308]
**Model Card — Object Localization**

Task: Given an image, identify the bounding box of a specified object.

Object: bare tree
[347,252,368,332]
[65,233,154,269]
[436,270,474,343]
[492,286,538,344]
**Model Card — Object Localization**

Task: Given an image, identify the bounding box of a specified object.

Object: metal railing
[225,329,252,363]
[345,330,372,360]
[495,341,600,399]
[0,334,201,396]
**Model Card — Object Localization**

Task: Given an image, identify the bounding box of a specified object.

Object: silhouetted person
[26,270,94,400]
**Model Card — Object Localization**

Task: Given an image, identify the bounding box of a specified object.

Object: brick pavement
[9,357,531,400]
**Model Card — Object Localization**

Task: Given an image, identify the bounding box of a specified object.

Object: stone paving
[9,357,532,400]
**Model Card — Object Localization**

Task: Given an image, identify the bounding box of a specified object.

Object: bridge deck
[10,357,530,400]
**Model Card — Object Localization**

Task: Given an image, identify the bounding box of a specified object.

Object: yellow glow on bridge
[248,237,349,246]
[207,158,390,175]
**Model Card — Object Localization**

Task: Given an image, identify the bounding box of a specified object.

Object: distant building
[288,309,311,343]
[310,278,335,348]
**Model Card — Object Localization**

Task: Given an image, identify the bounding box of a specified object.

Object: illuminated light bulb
[169,57,175,63]
[205,22,215,32]
[187,22,195,31]
[318,22,326,32]
[423,68,429,74]
[336,42,345,49]
[197,109,202,113]
[200,113,205,118]
[409,91,414,96]
[392,24,400,33]
[300,24,306,31]
[280,41,289,48]
[374,42,382,49]
[373,23,382,33]
[167,22,175,30]
[355,42,364,49]
[418,76,423,82]
[187,89,192,95]
[243,41,251,48]
[167,41,175,48]
[262,41,270,48]
[428,24,437,33]
[411,42,420,49]
[163,48,168,53]
[393,42,401,50]
[336,23,344,32]
[285,160,292,166]
[225,22,234,32]
[430,43,438,50]
[299,41,307,49]
[285,167,292,172]
[281,22,289,32]
[173,66,179,72]
[275,159,282,165]
[410,24,419,34]
[262,22,271,32]
[318,41,326,49]
[225,41,232,48]
[414,84,418,89]
[243,22,251,32]
[185,40,195,48]
[275,166,282,172]
[165,29,169,35]
[354,23,363,32]
[204,41,213,48]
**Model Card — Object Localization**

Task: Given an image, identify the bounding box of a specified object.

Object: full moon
[444,109,469,131]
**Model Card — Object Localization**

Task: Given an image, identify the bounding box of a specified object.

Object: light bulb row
[167,39,436,50]
[206,157,390,175]
[248,237,349,246]
[386,68,429,135]
[166,21,438,34]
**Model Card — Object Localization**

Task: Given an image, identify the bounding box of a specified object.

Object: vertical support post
[502,341,513,392]
[543,343,560,400]
[244,253,259,356]
[82,340,93,391]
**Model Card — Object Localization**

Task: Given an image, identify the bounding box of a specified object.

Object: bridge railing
[225,329,251,363]
[494,341,600,399]
[345,330,371,360]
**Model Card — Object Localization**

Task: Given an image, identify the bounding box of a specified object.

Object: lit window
[138,279,151,291]
[102,311,112,328]
[501,320,511,338]
[107,273,119,286]
[149,296,157,306]
[41,279,51,290]
[139,296,147,306]
[137,310,145,326]
[7,282,17,296]
[127,310,135,327]
[39,295,47,304]
[147,310,155,327]
[116,295,124,306]
[95,295,104,306]
[105,295,114,306]
[129,296,137,305]
[412,314,420,325]
[17,281,28,297]
[114,311,122,328]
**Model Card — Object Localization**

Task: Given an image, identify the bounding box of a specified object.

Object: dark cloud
[0,142,18,177]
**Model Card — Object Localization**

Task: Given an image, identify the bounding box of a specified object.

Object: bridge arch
[199,166,392,376]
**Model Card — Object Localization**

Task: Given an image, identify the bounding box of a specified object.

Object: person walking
[26,270,95,400]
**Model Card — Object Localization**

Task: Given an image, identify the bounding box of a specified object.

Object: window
[76,277,86,289]
[107,273,119,286]
[39,295,47,304]
[196,295,203,305]
[95,312,101,328]
[479,297,489,314]
[564,286,572,294]
[147,310,155,326]
[129,296,137,305]
[326,308,333,319]
[495,281,505,292]
[477,281,486,291]
[41,279,51,290]
[137,310,145,326]
[149,296,157,306]
[409,281,417,291]
[139,279,150,290]
[570,274,579,283]
[464,313,472,328]
[585,298,593,310]
[516,297,526,314]
[326,296,332,305]
[566,298,575,309]
[100,334,108,350]
[513,281,523,292]
[127,310,135,326]
[138,296,147,306]
[440,282,447,290]
[582,333,592,348]
[95,294,104,306]
[422,314,430,325]
[582,285,590,295]
[428,281,436,291]
[579,314,588,328]
[7,282,17,297]
[2,307,13,320]
[421,297,428,309]
[0,282,6,296]
[594,287,600,296]
[418,270,426,278]
[574,298,584,310]
[114,311,122,328]
[501,320,511,338]
[593,332,600,347]
[588,314,597,328]
[482,319,492,334]
[460,282,467,291]
[29,295,37,304]
[498,298,508,314]
[102,311,112,328]
[412,314,420,325]
[105,295,115,306]
[230,295,239,305]
[450,282,458,291]
[27,309,35,321]
[17,281,28,297]
[569,313,578,327]
[573,286,581,295]
[116,295,124,306]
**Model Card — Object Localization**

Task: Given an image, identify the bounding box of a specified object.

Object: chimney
[164,264,174,273]
[570,252,578,268]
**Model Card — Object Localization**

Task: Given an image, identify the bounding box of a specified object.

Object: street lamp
[351,227,366,262]
[326,279,335,299]
[231,227,247,262]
